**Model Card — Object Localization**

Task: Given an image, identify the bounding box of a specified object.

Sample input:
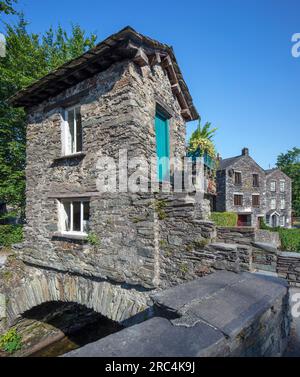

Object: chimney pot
[242,148,249,156]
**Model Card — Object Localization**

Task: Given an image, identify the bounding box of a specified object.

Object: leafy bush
[0,329,22,353]
[278,228,300,252]
[210,212,237,227]
[260,220,300,252]
[0,225,23,246]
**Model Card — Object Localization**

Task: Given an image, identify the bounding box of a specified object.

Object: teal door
[155,112,170,182]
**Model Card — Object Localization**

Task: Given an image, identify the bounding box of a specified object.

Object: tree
[0,0,17,16]
[0,15,97,218]
[277,147,300,217]
[188,118,217,158]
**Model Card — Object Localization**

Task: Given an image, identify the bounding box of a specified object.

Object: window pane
[76,107,82,152]
[83,201,90,233]
[63,202,71,231]
[235,172,241,185]
[68,109,75,154]
[73,201,81,231]
[253,174,259,187]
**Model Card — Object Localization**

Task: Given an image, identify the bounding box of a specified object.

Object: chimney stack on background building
[242,147,249,156]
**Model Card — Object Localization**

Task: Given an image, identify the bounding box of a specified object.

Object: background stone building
[216,148,292,228]
[10,27,215,291]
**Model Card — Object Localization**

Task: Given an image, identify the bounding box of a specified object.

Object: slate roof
[9,26,198,120]
[217,156,243,170]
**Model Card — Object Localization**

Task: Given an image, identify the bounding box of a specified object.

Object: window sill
[52,232,88,241]
[53,152,86,161]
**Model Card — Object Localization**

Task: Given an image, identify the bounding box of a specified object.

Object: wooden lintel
[161,55,172,68]
[181,108,192,120]
[149,52,161,66]
[133,48,149,67]
[171,83,181,95]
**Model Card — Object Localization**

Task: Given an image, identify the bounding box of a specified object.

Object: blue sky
[1,0,300,168]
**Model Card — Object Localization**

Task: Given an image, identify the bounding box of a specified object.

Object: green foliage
[0,0,17,16]
[154,199,167,220]
[187,118,217,158]
[260,220,300,252]
[210,212,237,227]
[277,147,300,217]
[0,224,23,246]
[87,232,100,246]
[0,328,22,353]
[278,228,300,252]
[0,15,97,216]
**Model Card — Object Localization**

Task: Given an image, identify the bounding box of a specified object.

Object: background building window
[280,198,286,210]
[270,198,276,210]
[270,181,276,192]
[59,199,89,234]
[63,106,82,155]
[280,180,285,192]
[252,194,260,207]
[234,194,243,206]
[280,216,285,227]
[234,172,242,185]
[253,174,259,187]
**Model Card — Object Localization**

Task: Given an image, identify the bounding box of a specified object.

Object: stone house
[216,148,292,228]
[10,27,215,290]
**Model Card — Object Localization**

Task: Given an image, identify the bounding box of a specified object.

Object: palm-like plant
[188,118,217,158]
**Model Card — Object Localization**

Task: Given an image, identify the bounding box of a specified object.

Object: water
[30,316,123,357]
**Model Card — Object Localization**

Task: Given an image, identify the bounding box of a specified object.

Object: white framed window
[270,181,276,192]
[280,198,286,210]
[270,198,276,210]
[62,106,82,155]
[58,199,90,235]
[280,180,285,192]
[280,216,285,227]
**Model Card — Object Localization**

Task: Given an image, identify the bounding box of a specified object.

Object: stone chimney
[242,148,249,156]
[217,153,222,161]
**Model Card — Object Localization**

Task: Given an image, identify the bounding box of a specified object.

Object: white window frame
[280,180,285,193]
[280,198,286,210]
[270,198,276,210]
[58,198,89,235]
[270,181,276,192]
[62,105,82,156]
[280,216,285,227]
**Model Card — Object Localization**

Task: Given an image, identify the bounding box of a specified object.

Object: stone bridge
[0,259,150,329]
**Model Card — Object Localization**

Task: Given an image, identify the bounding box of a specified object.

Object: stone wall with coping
[65,271,291,357]
[277,252,300,286]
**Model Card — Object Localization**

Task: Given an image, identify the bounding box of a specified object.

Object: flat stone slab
[252,242,278,253]
[279,252,300,259]
[64,317,227,357]
[208,243,237,251]
[153,271,288,338]
[152,270,242,314]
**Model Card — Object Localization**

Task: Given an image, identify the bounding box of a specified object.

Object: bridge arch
[5,271,149,327]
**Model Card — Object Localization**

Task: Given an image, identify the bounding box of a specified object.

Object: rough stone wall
[216,226,256,245]
[277,252,300,286]
[255,229,281,247]
[265,169,292,228]
[155,193,216,288]
[21,58,212,290]
[215,170,226,212]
